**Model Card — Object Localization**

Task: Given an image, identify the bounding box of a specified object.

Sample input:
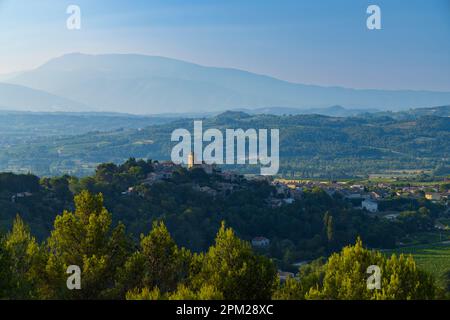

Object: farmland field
[385,242,450,288]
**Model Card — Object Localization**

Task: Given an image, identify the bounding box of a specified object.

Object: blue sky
[0,0,449,91]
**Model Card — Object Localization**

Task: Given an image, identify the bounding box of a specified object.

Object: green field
[385,242,450,288]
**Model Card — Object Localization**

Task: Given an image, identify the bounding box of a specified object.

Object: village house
[251,236,270,248]
[361,199,378,213]
[272,182,290,197]
[425,192,442,201]
[434,221,447,230]
[383,213,400,221]
[121,187,134,195]
[143,172,169,185]
[143,162,178,185]
[342,190,363,200]
[11,192,33,203]
[370,191,383,200]
[292,260,309,268]
[291,187,303,200]
[283,197,295,205]
[350,184,365,192]
[278,270,295,283]
[193,185,217,197]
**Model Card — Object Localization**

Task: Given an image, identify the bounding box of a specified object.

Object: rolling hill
[0,111,448,177]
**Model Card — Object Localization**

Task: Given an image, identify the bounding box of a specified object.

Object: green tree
[306,238,436,300]
[126,287,165,300]
[191,222,277,300]
[169,284,223,300]
[119,221,190,297]
[41,190,131,299]
[273,258,325,300]
[3,215,42,299]
[0,236,14,298]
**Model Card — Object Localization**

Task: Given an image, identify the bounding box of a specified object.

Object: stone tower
[188,151,195,169]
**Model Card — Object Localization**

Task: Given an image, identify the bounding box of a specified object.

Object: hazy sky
[0,0,449,91]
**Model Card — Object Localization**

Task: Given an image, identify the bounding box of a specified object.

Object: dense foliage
[273,239,438,300]
[0,192,441,300]
[1,159,447,269]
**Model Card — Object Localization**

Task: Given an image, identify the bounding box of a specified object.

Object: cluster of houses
[141,161,179,186]
[11,191,33,203]
[121,153,244,197]
[251,236,270,248]
[119,159,449,252]
[142,168,448,212]
[392,185,449,202]
[271,179,449,215]
[119,153,448,212]
[192,181,241,198]
[265,180,302,208]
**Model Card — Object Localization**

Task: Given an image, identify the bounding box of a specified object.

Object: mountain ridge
[0,82,89,112]
[6,53,450,114]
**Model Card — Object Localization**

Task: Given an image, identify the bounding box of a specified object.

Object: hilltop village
[119,154,449,238]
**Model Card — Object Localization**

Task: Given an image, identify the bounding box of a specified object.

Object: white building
[425,192,442,201]
[283,198,295,205]
[278,270,295,283]
[362,199,378,213]
[383,213,399,221]
[251,237,270,248]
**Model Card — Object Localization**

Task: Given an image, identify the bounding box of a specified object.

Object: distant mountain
[236,105,380,117]
[8,53,450,114]
[0,82,88,112]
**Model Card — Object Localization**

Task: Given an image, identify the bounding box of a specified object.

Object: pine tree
[4,215,42,299]
[41,190,131,299]
[191,222,278,300]
[0,236,14,298]
[120,221,190,297]
[306,238,436,300]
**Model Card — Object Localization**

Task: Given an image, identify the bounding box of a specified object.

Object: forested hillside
[0,189,442,300]
[0,111,449,178]
[1,159,447,265]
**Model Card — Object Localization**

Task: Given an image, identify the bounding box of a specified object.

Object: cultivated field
[385,242,450,288]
